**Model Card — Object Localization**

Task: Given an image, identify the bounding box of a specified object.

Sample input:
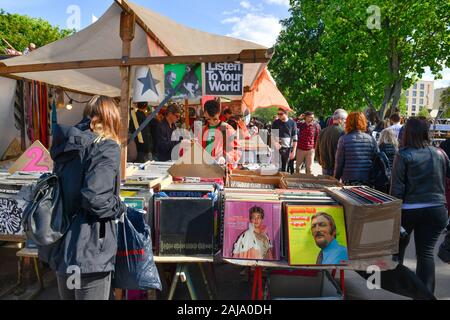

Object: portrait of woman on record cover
[232,206,274,259]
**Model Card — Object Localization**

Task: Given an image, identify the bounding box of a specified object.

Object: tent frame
[0,0,273,182]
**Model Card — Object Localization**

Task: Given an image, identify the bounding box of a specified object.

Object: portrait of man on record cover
[310,212,348,264]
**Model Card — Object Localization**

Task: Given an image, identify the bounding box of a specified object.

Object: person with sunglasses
[271,108,298,172]
[153,103,182,161]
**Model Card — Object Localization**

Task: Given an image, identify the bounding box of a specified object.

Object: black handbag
[22,172,71,246]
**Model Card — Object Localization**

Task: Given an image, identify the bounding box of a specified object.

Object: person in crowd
[296,111,321,174]
[271,108,298,172]
[388,112,403,139]
[311,212,348,264]
[316,109,347,176]
[232,206,274,260]
[226,114,250,140]
[221,108,233,122]
[378,128,398,170]
[334,111,378,185]
[391,117,450,294]
[129,102,153,163]
[22,42,36,55]
[200,100,241,169]
[153,103,181,161]
[371,119,389,142]
[40,95,127,300]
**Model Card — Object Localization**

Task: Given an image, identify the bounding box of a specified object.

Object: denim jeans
[398,205,448,293]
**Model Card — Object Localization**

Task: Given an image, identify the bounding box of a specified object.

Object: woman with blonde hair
[334,111,378,185]
[40,95,126,300]
[379,128,398,169]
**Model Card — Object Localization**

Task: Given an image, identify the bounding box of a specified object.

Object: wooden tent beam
[0,49,271,74]
[115,0,172,57]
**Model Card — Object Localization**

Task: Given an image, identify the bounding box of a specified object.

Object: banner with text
[204,63,243,96]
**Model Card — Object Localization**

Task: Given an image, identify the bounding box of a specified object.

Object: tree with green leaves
[0,10,74,53]
[269,0,450,119]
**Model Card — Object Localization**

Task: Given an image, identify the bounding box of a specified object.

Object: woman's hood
[50,118,98,164]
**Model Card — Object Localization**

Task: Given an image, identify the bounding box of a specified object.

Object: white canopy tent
[0,0,268,97]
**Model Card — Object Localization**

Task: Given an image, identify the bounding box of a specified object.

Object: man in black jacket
[153,104,182,161]
[316,109,347,176]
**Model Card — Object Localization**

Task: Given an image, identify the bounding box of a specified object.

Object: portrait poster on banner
[204,62,243,97]
[286,205,348,265]
[223,200,281,261]
[164,64,202,100]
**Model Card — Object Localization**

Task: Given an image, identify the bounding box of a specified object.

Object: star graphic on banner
[138,69,160,96]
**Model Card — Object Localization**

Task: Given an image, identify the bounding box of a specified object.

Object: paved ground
[1,161,449,300]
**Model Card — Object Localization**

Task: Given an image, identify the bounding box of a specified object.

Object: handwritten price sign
[8,140,53,174]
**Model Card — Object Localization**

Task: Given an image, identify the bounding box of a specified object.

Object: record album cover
[223,200,281,260]
[286,205,348,266]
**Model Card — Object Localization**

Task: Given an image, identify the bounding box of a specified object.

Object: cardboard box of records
[325,186,401,260]
[281,173,342,190]
[226,173,284,189]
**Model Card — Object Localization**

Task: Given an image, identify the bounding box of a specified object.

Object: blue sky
[0,0,290,47]
[1,0,448,88]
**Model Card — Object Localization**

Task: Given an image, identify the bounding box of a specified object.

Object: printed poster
[204,62,243,96]
[286,205,348,265]
[164,64,202,100]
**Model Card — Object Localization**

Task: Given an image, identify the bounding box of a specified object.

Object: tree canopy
[269,0,450,119]
[0,9,74,53]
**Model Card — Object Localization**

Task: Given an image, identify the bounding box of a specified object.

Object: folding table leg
[198,263,214,300]
[340,270,346,299]
[168,264,182,300]
[183,265,198,300]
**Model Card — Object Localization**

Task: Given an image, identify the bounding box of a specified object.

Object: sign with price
[8,140,53,174]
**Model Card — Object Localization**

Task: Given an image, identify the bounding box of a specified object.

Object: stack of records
[331,186,397,205]
[277,189,337,205]
[161,183,216,198]
[284,180,338,190]
[222,188,279,201]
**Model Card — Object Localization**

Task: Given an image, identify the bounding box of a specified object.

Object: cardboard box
[325,187,401,260]
[281,174,342,190]
[226,174,283,189]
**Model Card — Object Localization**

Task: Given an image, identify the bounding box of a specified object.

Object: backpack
[22,172,72,246]
[369,150,391,192]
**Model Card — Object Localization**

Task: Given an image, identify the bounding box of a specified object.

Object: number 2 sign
[8,140,53,174]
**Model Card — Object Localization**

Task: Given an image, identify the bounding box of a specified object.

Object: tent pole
[118,10,135,181]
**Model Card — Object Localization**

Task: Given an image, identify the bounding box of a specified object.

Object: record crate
[280,173,342,190]
[325,186,402,260]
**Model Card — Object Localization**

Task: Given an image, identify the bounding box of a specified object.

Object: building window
[405,90,409,96]
[420,98,424,105]
[413,98,417,104]
[412,105,416,111]
[420,91,424,97]
[420,83,425,90]
[413,90,417,97]
[413,84,417,89]
[411,112,416,116]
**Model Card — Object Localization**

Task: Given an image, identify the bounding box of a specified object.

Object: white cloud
[221,17,241,24]
[265,0,290,7]
[222,9,241,15]
[240,1,252,9]
[226,13,282,47]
